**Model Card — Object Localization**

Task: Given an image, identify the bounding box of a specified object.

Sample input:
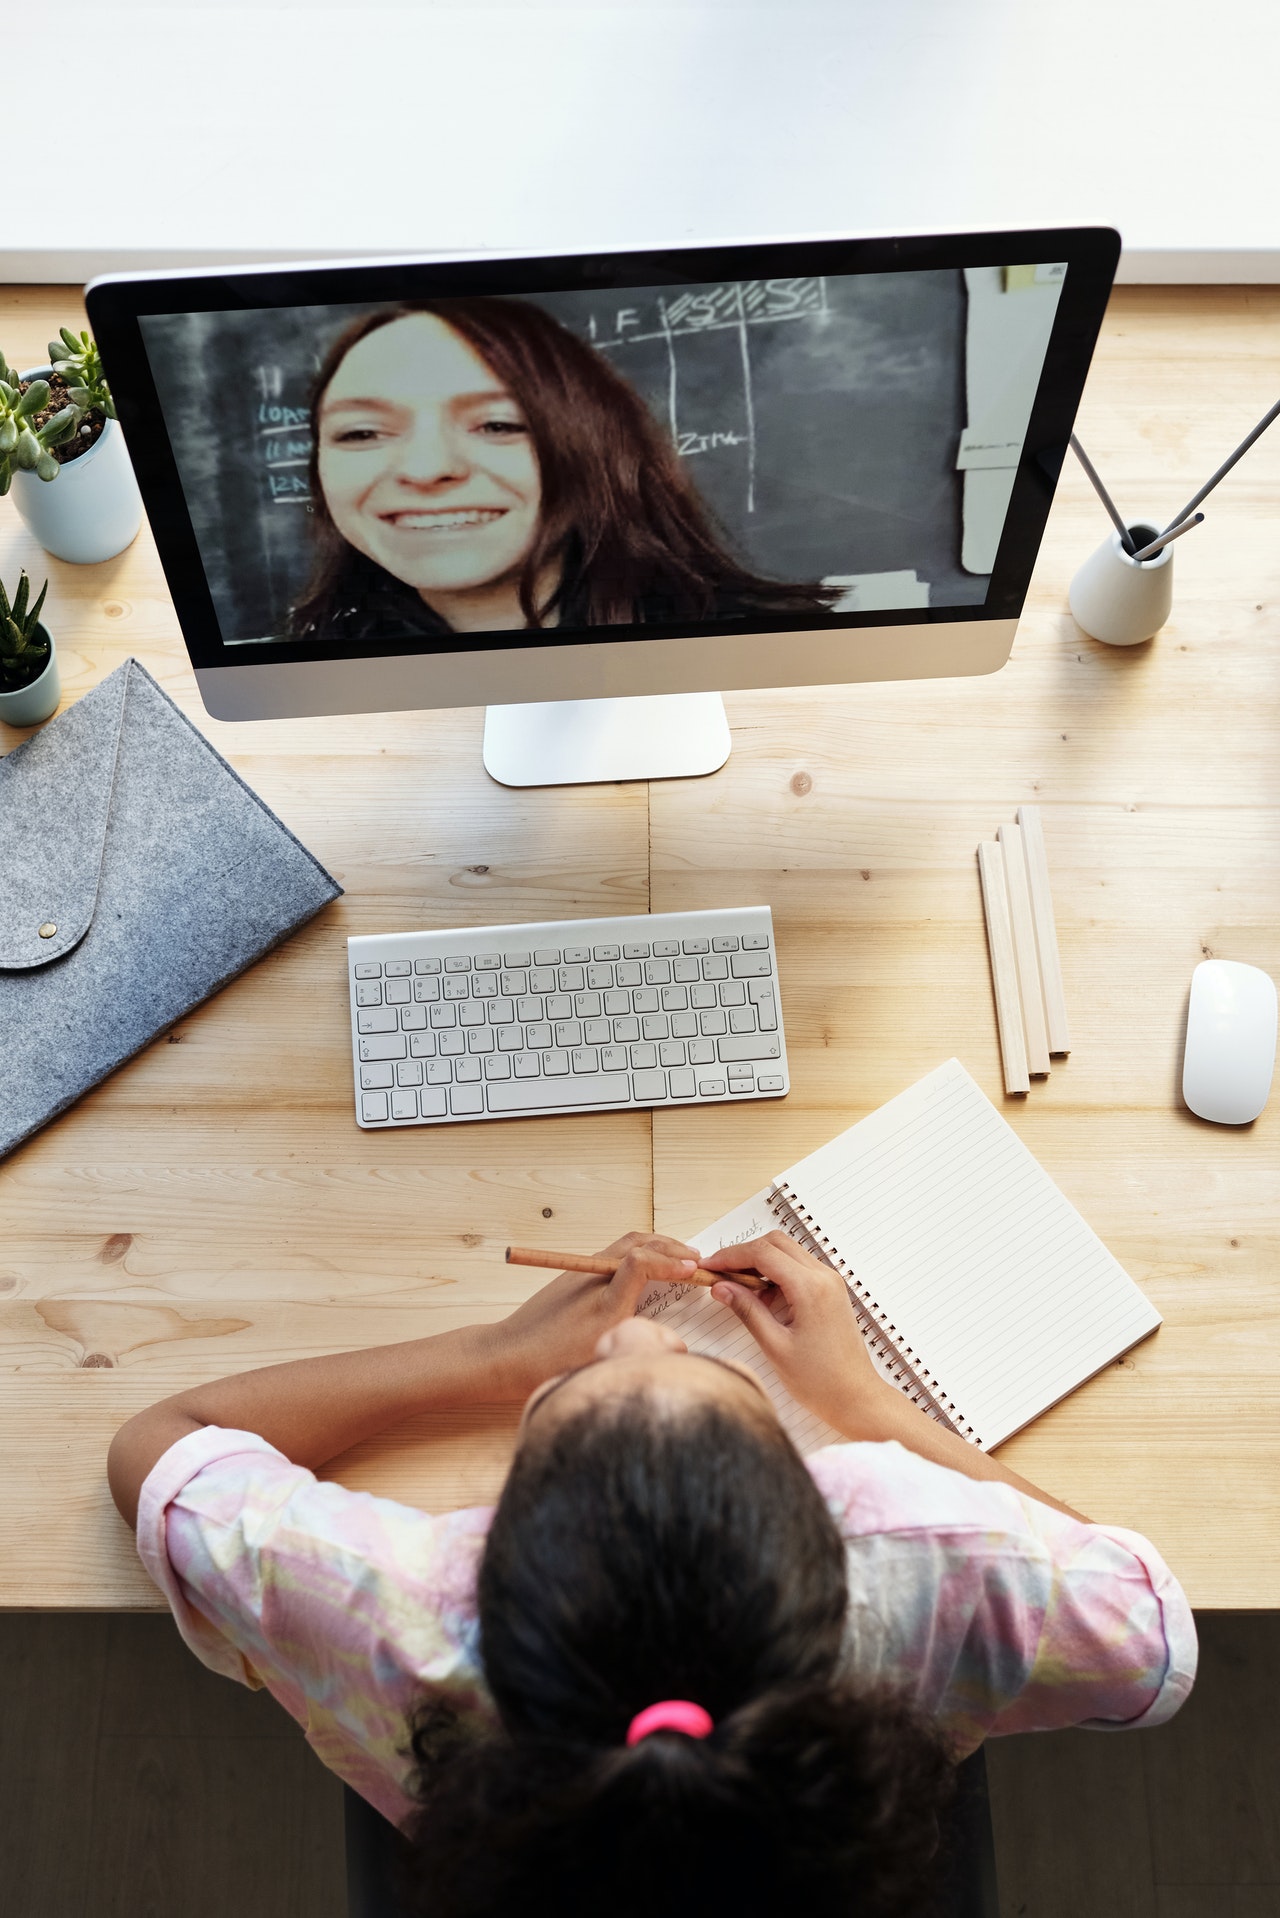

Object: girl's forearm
[107,1318,518,1530]
[844,1385,1090,1523]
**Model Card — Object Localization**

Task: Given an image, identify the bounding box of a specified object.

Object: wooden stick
[504,1246,767,1292]
[977,842,1030,1095]
[998,822,1051,1077]
[1016,805,1071,1055]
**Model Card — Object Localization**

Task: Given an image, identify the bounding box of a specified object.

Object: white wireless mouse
[1182,959,1277,1125]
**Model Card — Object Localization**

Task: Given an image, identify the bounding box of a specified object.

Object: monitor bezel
[86,225,1120,680]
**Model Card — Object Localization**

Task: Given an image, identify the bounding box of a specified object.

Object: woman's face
[518,1317,778,1444]
[316,313,542,597]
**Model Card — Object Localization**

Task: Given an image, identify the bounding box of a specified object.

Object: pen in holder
[1069,521,1174,647]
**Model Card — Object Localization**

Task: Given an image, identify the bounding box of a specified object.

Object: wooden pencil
[998,822,1051,1077]
[1016,804,1071,1054]
[977,841,1030,1095]
[504,1245,768,1292]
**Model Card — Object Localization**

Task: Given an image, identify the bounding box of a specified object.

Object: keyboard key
[614,961,642,988]
[623,942,650,958]
[712,936,740,952]
[632,1068,667,1100]
[361,1091,390,1122]
[385,960,412,977]
[652,940,679,958]
[645,958,672,985]
[426,1059,453,1084]
[729,1081,756,1095]
[702,955,728,981]
[593,944,621,961]
[555,1020,583,1047]
[612,1016,640,1043]
[670,1012,698,1039]
[673,958,701,984]
[475,953,502,970]
[586,964,613,990]
[516,996,545,1023]
[444,976,469,1000]
[354,962,382,979]
[501,971,527,996]
[528,967,556,993]
[558,965,585,991]
[681,938,709,955]
[632,987,660,1014]
[575,991,602,1018]
[690,984,717,1010]
[543,1050,570,1076]
[467,1029,494,1053]
[451,1085,484,1115]
[392,1089,419,1119]
[718,1035,782,1062]
[583,1018,611,1045]
[483,998,512,1025]
[503,950,531,968]
[630,1043,658,1069]
[514,1053,542,1077]
[358,1008,398,1034]
[414,977,440,1002]
[471,974,497,998]
[741,933,770,951]
[698,1078,727,1097]
[356,982,383,1006]
[688,1039,716,1065]
[360,1063,394,1089]
[699,1010,728,1035]
[661,985,689,1011]
[641,1013,669,1041]
[600,1045,627,1072]
[440,1033,467,1061]
[384,979,411,1004]
[534,947,560,965]
[360,1035,406,1061]
[429,1003,457,1028]
[719,980,746,1006]
[563,945,591,964]
[571,1047,599,1073]
[749,981,777,1030]
[409,1032,437,1058]
[399,1004,427,1030]
[459,1003,487,1027]
[498,1027,525,1052]
[729,1008,757,1034]
[485,1055,512,1079]
[731,952,772,978]
[659,1040,686,1067]
[525,1023,553,1049]
[455,1058,483,1083]
[545,993,573,1021]
[396,1060,423,1086]
[446,955,471,972]
[420,1087,448,1117]
[414,958,441,974]
[669,1068,697,1097]
[757,1074,785,1092]
[486,1074,630,1113]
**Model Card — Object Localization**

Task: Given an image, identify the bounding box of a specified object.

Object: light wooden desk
[1,286,1277,1610]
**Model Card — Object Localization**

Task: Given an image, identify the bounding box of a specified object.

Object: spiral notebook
[639,1059,1161,1453]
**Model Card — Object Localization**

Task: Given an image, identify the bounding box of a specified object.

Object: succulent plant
[47,326,117,422]
[0,569,51,690]
[0,349,78,494]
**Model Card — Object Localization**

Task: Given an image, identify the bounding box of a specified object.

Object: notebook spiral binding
[768,1182,979,1444]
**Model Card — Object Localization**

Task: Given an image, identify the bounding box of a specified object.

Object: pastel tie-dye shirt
[137,1426,1197,1830]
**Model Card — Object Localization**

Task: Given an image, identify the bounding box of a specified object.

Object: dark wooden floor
[1,1612,1276,1916]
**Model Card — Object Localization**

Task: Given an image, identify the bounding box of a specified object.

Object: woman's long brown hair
[288,297,838,637]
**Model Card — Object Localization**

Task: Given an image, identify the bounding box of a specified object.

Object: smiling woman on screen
[286,298,839,641]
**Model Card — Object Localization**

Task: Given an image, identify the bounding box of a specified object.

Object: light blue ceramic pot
[0,624,61,726]
[11,366,143,564]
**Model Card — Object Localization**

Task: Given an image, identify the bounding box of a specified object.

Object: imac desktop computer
[85,226,1119,788]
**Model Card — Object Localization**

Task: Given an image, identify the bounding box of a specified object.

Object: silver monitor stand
[482,692,732,787]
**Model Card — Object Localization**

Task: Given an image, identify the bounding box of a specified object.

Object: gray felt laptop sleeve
[0,657,342,1159]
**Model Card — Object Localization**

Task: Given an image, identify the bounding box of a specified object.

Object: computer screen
[86,228,1118,724]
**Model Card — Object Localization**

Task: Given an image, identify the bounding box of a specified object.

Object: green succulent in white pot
[0,570,60,726]
[1,331,143,564]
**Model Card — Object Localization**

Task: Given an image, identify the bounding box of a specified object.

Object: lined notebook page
[639,1192,850,1455]
[777,1059,1162,1448]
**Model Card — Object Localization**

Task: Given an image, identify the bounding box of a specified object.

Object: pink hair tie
[625,1699,714,1746]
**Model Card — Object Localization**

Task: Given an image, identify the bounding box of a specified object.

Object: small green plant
[0,350,78,494]
[47,326,117,422]
[0,570,51,691]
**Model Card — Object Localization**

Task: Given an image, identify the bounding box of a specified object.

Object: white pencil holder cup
[1068,522,1174,646]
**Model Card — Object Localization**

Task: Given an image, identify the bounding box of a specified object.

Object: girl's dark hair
[401,1395,955,1918]
[288,297,840,639]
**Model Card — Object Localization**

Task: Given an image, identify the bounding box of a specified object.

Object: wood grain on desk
[1,286,1277,1608]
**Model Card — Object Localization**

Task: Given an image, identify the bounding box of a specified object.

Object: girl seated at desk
[108,1234,1196,1918]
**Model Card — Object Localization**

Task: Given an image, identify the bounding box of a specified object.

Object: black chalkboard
[140,268,978,647]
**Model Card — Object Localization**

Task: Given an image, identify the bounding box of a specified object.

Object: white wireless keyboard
[348,906,789,1128]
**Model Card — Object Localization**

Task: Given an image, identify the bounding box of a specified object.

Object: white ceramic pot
[10,365,143,564]
[0,623,60,725]
[1068,520,1174,646]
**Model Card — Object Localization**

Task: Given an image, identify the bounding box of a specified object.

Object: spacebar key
[486,1074,631,1113]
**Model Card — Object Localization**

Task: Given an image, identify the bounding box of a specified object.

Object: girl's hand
[699,1231,893,1438]
[495,1233,699,1395]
